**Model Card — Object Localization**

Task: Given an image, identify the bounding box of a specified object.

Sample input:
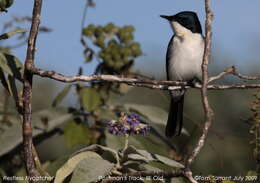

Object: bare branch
[209,66,260,83]
[30,66,187,85]
[195,83,260,90]
[186,0,214,170]
[30,66,260,90]
[22,0,42,181]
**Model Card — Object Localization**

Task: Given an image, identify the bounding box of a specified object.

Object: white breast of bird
[168,31,204,82]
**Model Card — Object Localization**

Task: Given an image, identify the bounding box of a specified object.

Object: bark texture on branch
[31,66,260,90]
[186,0,214,168]
[22,0,43,181]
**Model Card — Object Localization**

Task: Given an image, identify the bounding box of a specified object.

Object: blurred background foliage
[0,0,259,183]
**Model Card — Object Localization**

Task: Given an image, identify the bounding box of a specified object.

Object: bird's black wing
[166,35,175,80]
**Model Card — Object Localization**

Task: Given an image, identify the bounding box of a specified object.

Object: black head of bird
[160,11,202,34]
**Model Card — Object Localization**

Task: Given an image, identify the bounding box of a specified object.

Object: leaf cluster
[53,144,184,183]
[82,23,142,74]
[0,0,13,12]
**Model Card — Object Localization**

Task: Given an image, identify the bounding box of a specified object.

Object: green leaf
[0,0,14,9]
[69,158,114,183]
[76,144,119,164]
[0,28,27,40]
[7,75,19,101]
[46,156,69,177]
[7,76,21,111]
[148,161,176,172]
[138,149,184,168]
[124,146,184,169]
[0,69,19,98]
[0,68,10,94]
[63,121,93,148]
[52,85,72,107]
[126,154,149,163]
[79,87,102,111]
[105,130,125,150]
[0,108,72,157]
[95,107,117,121]
[54,151,102,183]
[120,160,145,172]
[0,53,23,81]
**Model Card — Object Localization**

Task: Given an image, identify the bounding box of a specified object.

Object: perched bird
[160,11,204,137]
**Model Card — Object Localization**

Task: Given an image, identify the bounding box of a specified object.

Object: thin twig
[22,0,43,181]
[186,0,214,169]
[208,66,260,83]
[80,0,89,47]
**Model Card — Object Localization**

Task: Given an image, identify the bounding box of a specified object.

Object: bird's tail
[165,95,184,137]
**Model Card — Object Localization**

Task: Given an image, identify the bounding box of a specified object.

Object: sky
[1,0,260,78]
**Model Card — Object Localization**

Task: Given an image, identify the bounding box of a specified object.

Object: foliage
[0,13,52,110]
[51,22,144,152]
[0,35,24,97]
[53,144,183,183]
[79,87,103,112]
[52,85,72,107]
[0,0,13,12]
[63,120,96,148]
[0,108,72,157]
[82,23,142,74]
[0,28,27,40]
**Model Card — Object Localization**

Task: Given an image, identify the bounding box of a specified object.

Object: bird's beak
[160,15,174,21]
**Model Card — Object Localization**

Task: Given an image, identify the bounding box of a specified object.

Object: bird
[160,11,204,137]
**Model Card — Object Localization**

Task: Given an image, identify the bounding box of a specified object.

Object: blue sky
[1,0,260,78]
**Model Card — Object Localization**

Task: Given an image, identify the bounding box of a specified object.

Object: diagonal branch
[186,0,214,171]
[22,0,43,181]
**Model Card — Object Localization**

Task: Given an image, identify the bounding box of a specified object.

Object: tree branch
[186,0,214,171]
[22,0,42,181]
[29,66,260,90]
[208,66,260,83]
